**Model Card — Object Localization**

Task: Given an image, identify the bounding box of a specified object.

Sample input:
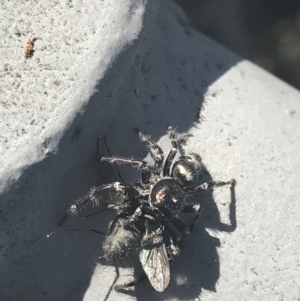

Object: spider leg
[163,126,188,177]
[68,182,140,216]
[139,131,164,174]
[184,179,236,194]
[167,216,188,237]
[101,157,148,169]
[84,192,146,220]
[163,127,178,177]
[101,157,152,184]
[167,204,201,238]
[103,135,124,182]
[182,204,202,236]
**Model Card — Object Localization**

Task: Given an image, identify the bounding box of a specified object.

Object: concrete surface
[1,0,300,300]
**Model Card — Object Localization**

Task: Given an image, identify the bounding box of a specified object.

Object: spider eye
[172,153,202,186]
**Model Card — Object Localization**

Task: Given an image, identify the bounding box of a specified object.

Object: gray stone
[1,0,299,300]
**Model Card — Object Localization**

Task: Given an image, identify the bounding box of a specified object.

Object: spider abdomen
[172,153,202,186]
[150,178,185,216]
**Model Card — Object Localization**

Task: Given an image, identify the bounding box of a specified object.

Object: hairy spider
[63,126,235,292]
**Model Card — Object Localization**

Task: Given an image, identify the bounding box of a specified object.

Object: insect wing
[139,244,170,292]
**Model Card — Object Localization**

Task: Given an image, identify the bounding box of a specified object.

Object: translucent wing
[139,244,170,292]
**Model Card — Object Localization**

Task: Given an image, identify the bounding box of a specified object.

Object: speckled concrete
[1,1,300,300]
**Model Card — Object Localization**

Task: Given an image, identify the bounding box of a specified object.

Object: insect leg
[103,266,121,301]
[46,228,106,238]
[120,205,144,228]
[113,273,147,292]
[120,203,159,229]
[138,131,164,174]
[83,205,116,219]
[184,179,236,194]
[140,222,163,248]
[163,225,181,259]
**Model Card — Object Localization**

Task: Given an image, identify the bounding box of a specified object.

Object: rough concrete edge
[0,0,160,194]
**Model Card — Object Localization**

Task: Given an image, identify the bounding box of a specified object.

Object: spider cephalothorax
[61,126,235,292]
[150,178,186,216]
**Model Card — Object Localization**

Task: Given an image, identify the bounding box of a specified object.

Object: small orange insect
[24,36,37,58]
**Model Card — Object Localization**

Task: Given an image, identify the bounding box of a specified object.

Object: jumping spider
[57,127,235,292]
